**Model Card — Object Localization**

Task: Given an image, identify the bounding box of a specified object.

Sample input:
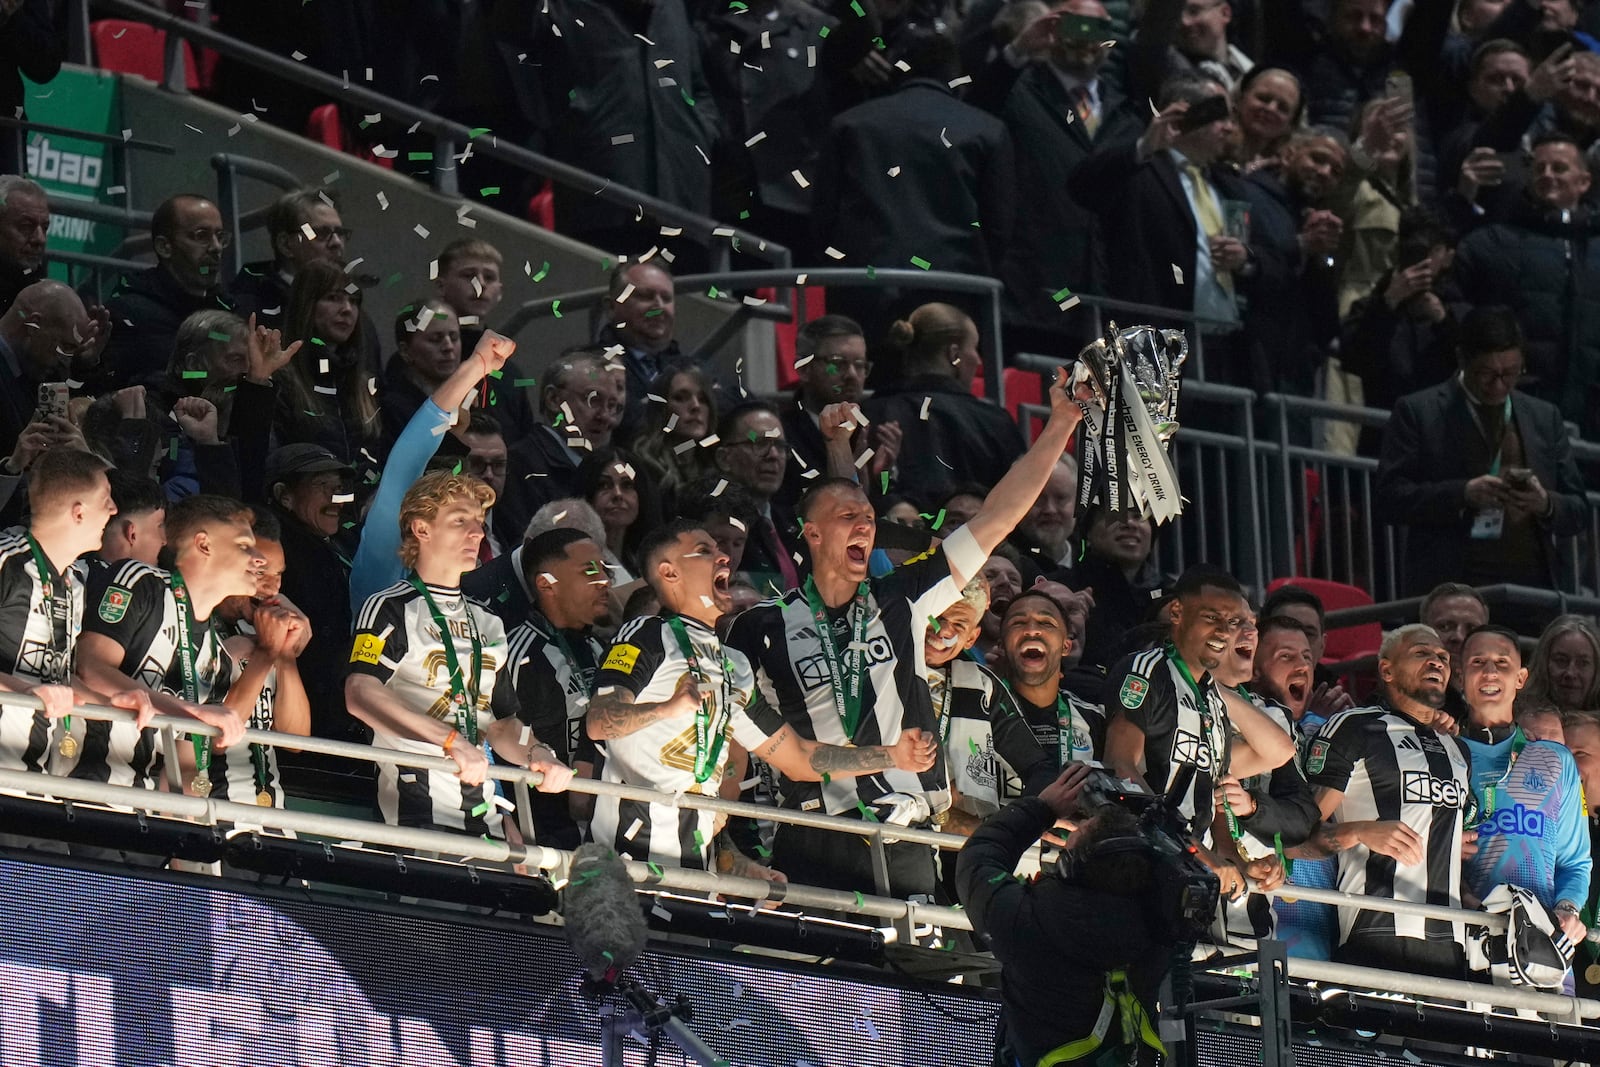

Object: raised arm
[746,721,937,782]
[1217,687,1297,779]
[585,675,699,740]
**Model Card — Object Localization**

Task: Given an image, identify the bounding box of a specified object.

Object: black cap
[264,443,353,487]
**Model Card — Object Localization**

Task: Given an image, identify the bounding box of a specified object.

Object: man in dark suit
[778,314,869,510]
[1375,306,1588,618]
[1069,70,1283,388]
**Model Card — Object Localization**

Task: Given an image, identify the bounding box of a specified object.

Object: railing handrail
[87,0,791,271]
[0,115,173,154]
[1322,583,1600,630]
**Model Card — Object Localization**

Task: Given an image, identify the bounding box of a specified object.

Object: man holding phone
[1375,306,1588,629]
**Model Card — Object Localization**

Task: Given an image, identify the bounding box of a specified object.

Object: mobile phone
[1503,467,1534,489]
[36,382,69,421]
[1176,93,1231,133]
[1385,71,1413,106]
[1055,13,1113,43]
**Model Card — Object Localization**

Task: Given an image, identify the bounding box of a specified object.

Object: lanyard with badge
[26,535,77,758]
[1168,643,1229,829]
[1465,388,1512,541]
[408,576,484,743]
[803,577,870,739]
[1479,726,1529,823]
[170,570,219,797]
[666,616,734,783]
[1002,679,1086,768]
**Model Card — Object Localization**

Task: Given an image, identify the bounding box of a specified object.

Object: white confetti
[674,440,698,455]
[332,493,355,503]
[319,358,330,374]
[700,434,721,447]
[894,60,911,72]
[796,273,808,284]
[745,131,767,147]
[730,517,746,532]
[790,169,809,188]
[376,192,389,211]
[949,75,972,88]
[611,134,635,145]
[1171,264,1184,284]
[291,50,307,61]
[940,127,951,147]
[413,224,431,239]
[712,479,728,497]
[314,385,337,395]
[615,283,636,303]
[824,246,846,260]
[855,448,874,469]
[887,166,901,177]
[660,225,683,236]
[807,45,817,66]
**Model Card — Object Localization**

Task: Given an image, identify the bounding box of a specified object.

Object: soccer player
[997,590,1105,777]
[0,449,120,775]
[925,579,1053,835]
[1103,566,1297,849]
[1457,625,1589,944]
[212,513,313,808]
[726,368,1095,897]
[1304,624,1476,979]
[504,527,611,848]
[75,495,259,792]
[346,472,574,840]
[586,519,938,875]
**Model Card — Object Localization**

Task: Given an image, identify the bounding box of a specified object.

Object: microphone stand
[583,973,728,1067]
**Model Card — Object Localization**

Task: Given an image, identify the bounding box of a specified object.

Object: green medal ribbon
[803,577,870,738]
[408,576,484,743]
[666,615,733,783]
[1482,725,1529,822]
[1001,680,1082,768]
[934,665,954,745]
[25,535,72,726]
[1167,641,1227,776]
[169,569,219,779]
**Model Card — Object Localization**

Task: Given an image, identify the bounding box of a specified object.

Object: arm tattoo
[586,690,678,740]
[753,727,790,761]
[1315,822,1348,854]
[808,743,894,776]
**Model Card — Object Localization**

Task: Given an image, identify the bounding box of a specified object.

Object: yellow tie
[1071,86,1099,137]
[1183,161,1233,295]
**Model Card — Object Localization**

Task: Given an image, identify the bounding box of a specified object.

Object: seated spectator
[1522,614,1600,715]
[1340,205,1465,455]
[1419,582,1489,719]
[1375,306,1588,605]
[433,238,535,446]
[677,474,761,577]
[499,347,625,547]
[712,400,802,595]
[380,299,462,445]
[577,447,662,582]
[779,316,872,505]
[1453,134,1600,438]
[812,26,1014,356]
[458,411,513,556]
[631,365,718,508]
[273,261,386,480]
[0,280,98,458]
[1233,67,1305,169]
[102,194,234,392]
[863,304,1026,503]
[0,175,49,313]
[1007,456,1079,575]
[596,262,698,444]
[1064,508,1166,678]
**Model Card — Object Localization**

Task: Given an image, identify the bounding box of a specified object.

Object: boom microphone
[564,843,650,983]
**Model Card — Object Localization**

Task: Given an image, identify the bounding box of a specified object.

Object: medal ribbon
[170,570,218,780]
[408,576,484,743]
[26,535,72,737]
[1482,725,1529,820]
[666,616,733,783]
[803,577,870,739]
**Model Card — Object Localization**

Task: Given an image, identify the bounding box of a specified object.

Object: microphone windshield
[564,843,649,979]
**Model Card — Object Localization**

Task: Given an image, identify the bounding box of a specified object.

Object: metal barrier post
[68,0,92,66]
[982,286,1005,408]
[1270,396,1296,580]
[160,724,184,792]
[213,162,244,280]
[1258,939,1293,1067]
[433,135,459,197]
[161,26,189,94]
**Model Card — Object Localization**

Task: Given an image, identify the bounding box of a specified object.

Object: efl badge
[1119,676,1148,709]
[98,586,131,624]
[1307,739,1329,775]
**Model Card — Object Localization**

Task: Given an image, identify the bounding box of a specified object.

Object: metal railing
[83,0,791,273]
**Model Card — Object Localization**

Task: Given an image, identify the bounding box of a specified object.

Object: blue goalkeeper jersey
[1461,728,1591,911]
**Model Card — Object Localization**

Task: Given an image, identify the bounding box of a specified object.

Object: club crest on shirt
[1119,675,1148,709]
[98,585,131,624]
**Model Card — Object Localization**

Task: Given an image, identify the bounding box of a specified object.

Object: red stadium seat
[91,20,200,90]
[1265,576,1382,698]
[528,181,555,230]
[774,288,828,391]
[305,104,394,170]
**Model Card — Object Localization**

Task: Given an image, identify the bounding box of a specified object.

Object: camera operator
[957,763,1191,1067]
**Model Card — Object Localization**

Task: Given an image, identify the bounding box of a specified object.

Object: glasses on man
[824,357,873,376]
[726,438,787,457]
[1466,365,1524,388]
[184,228,233,248]
[302,225,354,242]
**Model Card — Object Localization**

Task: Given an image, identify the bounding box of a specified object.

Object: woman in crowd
[577,446,662,582]
[1522,614,1600,716]
[629,366,718,508]
[1234,67,1305,171]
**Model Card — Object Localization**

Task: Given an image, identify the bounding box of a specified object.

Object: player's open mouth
[1421,669,1445,686]
[713,568,731,594]
[846,545,868,565]
[1287,678,1308,704]
[1016,639,1049,668]
[1477,682,1503,698]
[1205,639,1229,655]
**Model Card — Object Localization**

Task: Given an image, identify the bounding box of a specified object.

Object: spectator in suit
[812,26,1015,372]
[862,303,1026,504]
[597,262,704,443]
[101,195,234,392]
[713,399,803,594]
[778,315,874,507]
[1375,306,1588,611]
[1070,71,1278,387]
[1452,133,1600,439]
[0,175,49,314]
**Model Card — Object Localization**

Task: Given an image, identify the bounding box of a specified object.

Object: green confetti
[821,772,831,786]
[552,300,562,318]
[468,126,492,138]
[693,829,704,849]
[167,438,178,460]
[880,471,890,494]
[910,256,931,270]
[470,801,490,817]
[647,861,664,877]
[180,370,207,379]
[865,264,877,280]
[342,521,356,529]
[989,871,1009,884]
[707,285,721,299]
[645,307,664,316]
[754,844,772,858]
[496,588,510,603]
[531,261,551,282]
[513,377,537,387]
[1051,286,1073,303]
[931,507,947,531]
[819,24,830,36]
[739,209,750,219]
[385,272,404,287]
[928,615,940,630]
[968,736,979,754]
[206,330,232,342]
[408,151,434,161]
[728,0,748,7]
[223,385,237,394]
[568,88,577,101]
[871,35,885,49]
[310,337,326,346]
[856,800,879,822]
[602,949,614,962]
[854,890,866,907]
[849,0,864,14]
[452,461,463,475]
[682,88,696,106]
[487,368,504,379]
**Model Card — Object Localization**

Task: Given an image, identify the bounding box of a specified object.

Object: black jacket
[0,0,64,131]
[1242,169,1340,397]
[463,544,531,629]
[956,797,1170,1067]
[863,374,1025,502]
[1340,273,1465,455]
[1375,378,1589,595]
[271,507,364,749]
[102,266,233,392]
[1453,199,1600,438]
[813,79,1014,280]
[1058,553,1168,677]
[498,424,588,551]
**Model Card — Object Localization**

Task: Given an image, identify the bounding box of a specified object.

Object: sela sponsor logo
[1401,770,1469,808]
[1172,728,1215,771]
[1476,803,1546,838]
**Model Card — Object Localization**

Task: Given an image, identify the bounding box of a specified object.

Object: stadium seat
[774,287,828,391]
[528,181,555,230]
[1266,576,1382,698]
[305,104,395,170]
[91,20,201,90]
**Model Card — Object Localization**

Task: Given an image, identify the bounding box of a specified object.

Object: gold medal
[190,774,213,798]
[57,734,78,759]
[255,790,273,807]
[1587,963,1600,986]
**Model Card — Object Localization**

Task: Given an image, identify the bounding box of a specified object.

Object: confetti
[700,434,721,447]
[1171,264,1184,284]
[712,479,728,496]
[611,134,636,145]
[824,246,845,260]
[910,256,931,270]
[790,169,810,188]
[745,131,767,147]
[1052,286,1081,311]
[615,282,636,303]
[332,493,355,503]
[949,75,972,88]
[180,370,207,380]
[887,165,901,177]
[413,224,431,239]
[854,449,873,469]
[939,127,952,148]
[919,396,932,420]
[376,192,389,210]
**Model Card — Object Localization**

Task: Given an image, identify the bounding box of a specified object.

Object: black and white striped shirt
[930,657,1053,817]
[213,617,284,808]
[0,530,84,774]
[74,560,234,789]
[504,611,602,846]
[1305,704,1474,948]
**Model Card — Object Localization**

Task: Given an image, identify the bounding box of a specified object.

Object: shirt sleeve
[594,618,668,699]
[1303,712,1366,794]
[80,567,163,667]
[879,525,986,604]
[349,398,454,616]
[1105,652,1174,741]
[1550,745,1593,908]
[348,594,409,685]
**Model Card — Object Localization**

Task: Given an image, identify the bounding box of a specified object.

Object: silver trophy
[1072,322,1188,522]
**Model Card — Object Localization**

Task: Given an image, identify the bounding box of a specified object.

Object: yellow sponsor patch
[350,633,386,665]
[602,643,641,674]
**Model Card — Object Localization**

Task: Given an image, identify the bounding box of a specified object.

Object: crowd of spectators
[1,0,1600,1033]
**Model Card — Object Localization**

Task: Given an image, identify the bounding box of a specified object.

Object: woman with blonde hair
[629,365,718,507]
[1522,615,1600,715]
